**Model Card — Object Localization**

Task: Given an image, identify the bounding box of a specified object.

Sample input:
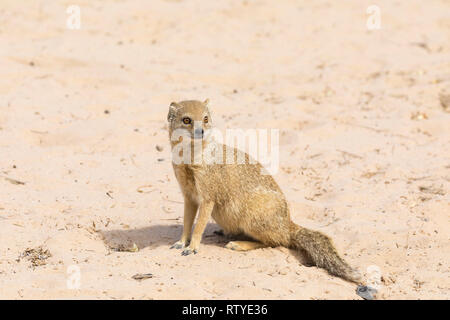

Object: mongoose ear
[170,102,181,108]
[167,102,180,122]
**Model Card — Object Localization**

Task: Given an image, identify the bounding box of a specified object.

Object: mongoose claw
[170,241,185,249]
[181,248,197,256]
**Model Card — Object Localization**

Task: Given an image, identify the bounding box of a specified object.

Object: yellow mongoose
[167,99,361,283]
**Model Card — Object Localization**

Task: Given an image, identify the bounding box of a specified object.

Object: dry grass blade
[418,184,445,196]
[132,273,153,281]
[137,185,155,193]
[1,175,25,185]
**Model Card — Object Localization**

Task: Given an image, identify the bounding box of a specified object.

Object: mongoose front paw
[170,241,187,249]
[181,247,198,256]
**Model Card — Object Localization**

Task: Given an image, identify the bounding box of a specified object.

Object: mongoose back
[167,99,360,283]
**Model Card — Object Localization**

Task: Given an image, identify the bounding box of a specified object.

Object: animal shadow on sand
[99,223,228,251]
[99,222,312,265]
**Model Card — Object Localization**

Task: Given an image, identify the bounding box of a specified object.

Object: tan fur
[167,99,361,282]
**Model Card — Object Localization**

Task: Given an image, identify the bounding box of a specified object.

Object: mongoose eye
[182,117,192,125]
[203,116,208,123]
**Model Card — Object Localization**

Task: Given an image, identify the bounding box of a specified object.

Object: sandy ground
[0,0,449,300]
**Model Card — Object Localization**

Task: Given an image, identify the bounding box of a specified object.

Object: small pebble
[356,285,377,300]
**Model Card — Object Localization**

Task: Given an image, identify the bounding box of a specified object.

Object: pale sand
[0,0,449,299]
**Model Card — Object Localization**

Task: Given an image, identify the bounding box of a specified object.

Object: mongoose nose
[194,128,204,138]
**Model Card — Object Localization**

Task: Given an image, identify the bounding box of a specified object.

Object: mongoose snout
[193,128,204,139]
[167,99,361,284]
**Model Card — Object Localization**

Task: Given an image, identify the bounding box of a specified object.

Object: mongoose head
[167,99,212,142]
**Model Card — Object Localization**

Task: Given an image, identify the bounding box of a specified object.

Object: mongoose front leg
[181,201,214,255]
[171,198,198,249]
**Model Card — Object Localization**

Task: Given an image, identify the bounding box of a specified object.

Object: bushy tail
[289,222,361,283]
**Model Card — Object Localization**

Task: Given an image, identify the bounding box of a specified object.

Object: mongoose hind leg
[225,241,269,251]
[213,229,248,240]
